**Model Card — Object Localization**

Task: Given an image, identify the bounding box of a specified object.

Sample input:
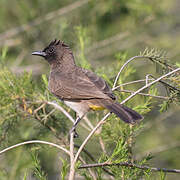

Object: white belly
[64,101,88,118]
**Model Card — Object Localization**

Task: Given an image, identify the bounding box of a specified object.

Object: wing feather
[82,69,116,100]
[49,69,110,100]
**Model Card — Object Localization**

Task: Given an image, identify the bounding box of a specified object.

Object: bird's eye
[48,47,54,54]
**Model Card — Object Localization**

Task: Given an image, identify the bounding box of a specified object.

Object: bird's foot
[69,127,79,138]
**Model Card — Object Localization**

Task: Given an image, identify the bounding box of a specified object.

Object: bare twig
[47,101,91,131]
[147,74,180,92]
[120,68,180,105]
[84,115,94,130]
[74,144,114,177]
[74,113,110,164]
[42,109,56,123]
[69,132,75,180]
[79,156,97,180]
[112,79,154,90]
[99,136,107,154]
[47,101,75,123]
[0,140,70,156]
[78,162,180,173]
[116,89,169,100]
[113,56,146,88]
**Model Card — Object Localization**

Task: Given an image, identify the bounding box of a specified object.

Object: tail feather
[104,101,143,124]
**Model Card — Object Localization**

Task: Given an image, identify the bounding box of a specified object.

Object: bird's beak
[32,51,46,57]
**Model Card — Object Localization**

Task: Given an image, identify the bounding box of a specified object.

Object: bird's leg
[70,113,87,138]
[70,116,81,138]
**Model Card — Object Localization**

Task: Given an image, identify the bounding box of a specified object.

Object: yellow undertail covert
[89,104,105,111]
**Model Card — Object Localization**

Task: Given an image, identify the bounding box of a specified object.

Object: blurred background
[0,0,180,179]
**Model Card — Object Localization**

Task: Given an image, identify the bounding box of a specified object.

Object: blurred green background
[0,0,180,179]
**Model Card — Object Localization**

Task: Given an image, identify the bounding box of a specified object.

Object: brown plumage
[32,40,143,125]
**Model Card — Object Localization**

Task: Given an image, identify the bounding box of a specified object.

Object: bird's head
[32,39,70,64]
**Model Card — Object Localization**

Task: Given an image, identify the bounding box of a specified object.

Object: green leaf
[60,157,69,180]
[42,74,48,86]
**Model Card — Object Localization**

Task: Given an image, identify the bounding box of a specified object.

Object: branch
[116,89,169,100]
[79,162,180,174]
[79,156,97,180]
[72,67,180,172]
[120,68,180,105]
[113,56,146,88]
[69,132,75,180]
[72,67,180,168]
[47,101,91,131]
[74,144,114,177]
[47,101,75,123]
[73,113,111,164]
[112,79,154,91]
[0,140,70,156]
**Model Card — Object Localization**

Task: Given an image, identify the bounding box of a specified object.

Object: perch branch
[47,101,91,131]
[78,162,180,174]
[69,132,75,180]
[47,101,75,123]
[0,140,70,156]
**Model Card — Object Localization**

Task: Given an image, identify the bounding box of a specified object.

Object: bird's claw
[69,127,79,138]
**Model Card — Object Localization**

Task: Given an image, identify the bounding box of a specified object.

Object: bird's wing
[82,69,116,100]
[49,69,113,101]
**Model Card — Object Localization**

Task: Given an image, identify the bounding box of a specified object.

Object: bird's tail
[103,100,143,124]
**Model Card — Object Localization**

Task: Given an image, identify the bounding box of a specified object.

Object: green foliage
[0,0,180,179]
[1,36,180,180]
[159,171,167,180]
[75,26,91,69]
[30,150,47,180]
[60,157,69,180]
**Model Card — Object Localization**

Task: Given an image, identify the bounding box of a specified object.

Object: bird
[32,39,143,135]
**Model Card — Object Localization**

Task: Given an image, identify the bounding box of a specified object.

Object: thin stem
[112,79,154,91]
[99,136,107,154]
[79,156,97,180]
[74,113,110,164]
[74,144,114,177]
[78,162,180,174]
[113,56,145,88]
[120,68,180,105]
[69,132,75,180]
[72,68,180,170]
[47,101,75,123]
[116,89,169,100]
[0,140,70,156]
[47,101,91,131]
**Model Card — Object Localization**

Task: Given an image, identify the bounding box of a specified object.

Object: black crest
[43,39,70,52]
